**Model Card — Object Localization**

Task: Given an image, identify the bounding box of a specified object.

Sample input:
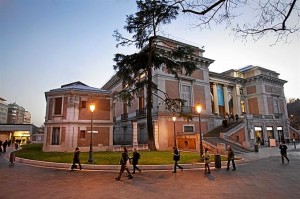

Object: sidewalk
[1,143,299,171]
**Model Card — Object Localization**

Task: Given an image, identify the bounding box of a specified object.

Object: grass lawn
[14,144,229,165]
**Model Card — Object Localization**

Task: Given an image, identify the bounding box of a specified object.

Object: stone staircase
[204,137,252,154]
[204,120,252,154]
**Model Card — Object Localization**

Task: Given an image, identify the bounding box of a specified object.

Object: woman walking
[115,147,133,180]
[203,148,211,174]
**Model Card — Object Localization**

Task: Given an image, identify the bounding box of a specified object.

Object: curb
[14,156,246,171]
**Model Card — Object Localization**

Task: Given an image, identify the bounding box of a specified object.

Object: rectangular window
[52,127,60,145]
[183,125,194,133]
[123,102,128,114]
[81,101,86,109]
[274,99,279,113]
[54,97,62,115]
[181,85,191,106]
[80,130,86,139]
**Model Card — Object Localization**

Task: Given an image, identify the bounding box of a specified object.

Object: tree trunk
[146,37,157,151]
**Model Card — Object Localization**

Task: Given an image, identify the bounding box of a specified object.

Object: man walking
[131,148,141,174]
[226,145,236,171]
[71,147,82,170]
[172,146,183,173]
[279,142,290,164]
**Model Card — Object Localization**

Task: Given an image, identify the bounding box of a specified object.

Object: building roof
[48,81,110,94]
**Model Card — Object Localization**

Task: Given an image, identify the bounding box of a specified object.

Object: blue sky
[1,0,299,127]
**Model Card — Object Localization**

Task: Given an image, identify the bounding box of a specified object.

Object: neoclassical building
[43,82,113,152]
[102,36,296,152]
[43,37,298,152]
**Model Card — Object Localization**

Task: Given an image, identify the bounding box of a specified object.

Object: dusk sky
[1,0,299,127]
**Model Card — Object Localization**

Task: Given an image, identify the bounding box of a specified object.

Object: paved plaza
[0,145,300,199]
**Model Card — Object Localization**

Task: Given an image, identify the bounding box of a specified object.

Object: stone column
[223,86,229,114]
[154,120,159,149]
[212,83,219,114]
[132,121,138,147]
[232,86,238,115]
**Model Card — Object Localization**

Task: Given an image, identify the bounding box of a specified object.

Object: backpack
[137,152,140,159]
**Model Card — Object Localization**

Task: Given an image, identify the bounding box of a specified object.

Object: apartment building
[0,97,8,124]
[7,102,25,124]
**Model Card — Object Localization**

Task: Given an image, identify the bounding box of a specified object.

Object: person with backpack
[172,146,183,173]
[226,145,236,171]
[279,142,290,164]
[131,148,141,174]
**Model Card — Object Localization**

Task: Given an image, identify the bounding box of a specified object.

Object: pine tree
[113,0,199,151]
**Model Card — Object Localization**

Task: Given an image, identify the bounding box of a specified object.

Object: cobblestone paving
[0,147,299,199]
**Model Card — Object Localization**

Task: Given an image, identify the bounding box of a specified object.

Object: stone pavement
[0,144,299,199]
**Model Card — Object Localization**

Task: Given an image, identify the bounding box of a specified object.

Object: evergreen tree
[113,0,198,150]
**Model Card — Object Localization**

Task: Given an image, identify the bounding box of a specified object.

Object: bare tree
[174,0,299,42]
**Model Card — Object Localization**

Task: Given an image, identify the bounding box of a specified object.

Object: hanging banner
[217,85,224,106]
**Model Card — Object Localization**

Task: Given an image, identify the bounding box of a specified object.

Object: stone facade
[102,36,295,151]
[43,81,113,152]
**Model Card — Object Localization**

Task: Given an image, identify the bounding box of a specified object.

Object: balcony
[181,106,194,114]
[274,113,283,119]
[121,113,128,121]
[136,108,146,118]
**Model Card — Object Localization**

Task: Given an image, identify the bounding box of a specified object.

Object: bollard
[214,154,221,169]
[255,144,259,152]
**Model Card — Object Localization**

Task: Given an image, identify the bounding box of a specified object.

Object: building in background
[0,97,8,124]
[7,102,25,124]
[23,111,31,124]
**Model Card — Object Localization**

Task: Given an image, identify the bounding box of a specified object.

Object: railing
[274,113,283,119]
[121,113,128,121]
[181,106,194,114]
[136,108,146,117]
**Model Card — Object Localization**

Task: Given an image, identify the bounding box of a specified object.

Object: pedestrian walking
[203,148,211,174]
[71,147,82,170]
[14,142,19,150]
[130,148,141,174]
[226,145,236,171]
[3,140,8,153]
[9,152,15,165]
[115,147,133,180]
[279,142,289,164]
[172,146,183,173]
[0,140,3,153]
[293,139,296,150]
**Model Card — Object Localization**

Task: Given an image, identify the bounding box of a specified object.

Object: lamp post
[88,104,95,164]
[172,116,176,147]
[196,105,203,159]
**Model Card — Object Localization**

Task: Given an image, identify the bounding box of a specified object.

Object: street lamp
[88,104,95,163]
[196,105,203,160]
[172,116,177,147]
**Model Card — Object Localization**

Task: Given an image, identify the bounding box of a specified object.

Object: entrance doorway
[255,126,264,145]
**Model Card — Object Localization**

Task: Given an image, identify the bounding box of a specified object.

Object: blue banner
[217,85,224,106]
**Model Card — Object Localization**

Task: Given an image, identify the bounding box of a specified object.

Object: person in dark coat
[0,140,3,153]
[3,140,8,153]
[130,148,141,174]
[71,147,82,170]
[115,147,133,180]
[226,145,236,171]
[172,146,183,173]
[279,142,289,164]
